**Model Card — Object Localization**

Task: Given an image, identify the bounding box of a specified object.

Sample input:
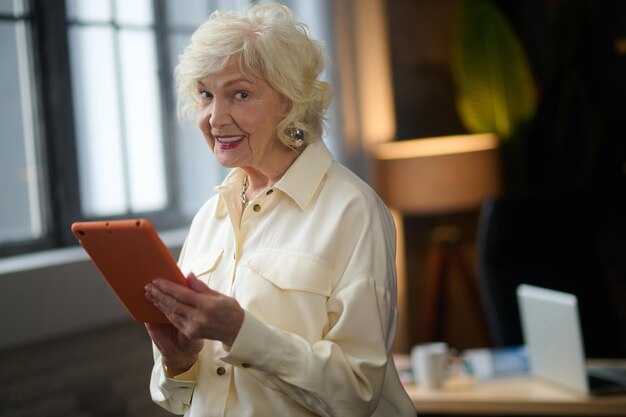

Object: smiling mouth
[214,135,245,150]
[215,135,245,144]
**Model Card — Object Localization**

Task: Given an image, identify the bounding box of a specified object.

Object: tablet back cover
[72,219,185,323]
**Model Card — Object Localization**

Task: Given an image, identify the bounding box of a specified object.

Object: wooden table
[396,356,626,416]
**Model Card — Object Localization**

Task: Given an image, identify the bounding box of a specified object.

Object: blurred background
[1,0,625,416]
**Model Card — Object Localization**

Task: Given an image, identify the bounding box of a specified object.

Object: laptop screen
[516,284,589,393]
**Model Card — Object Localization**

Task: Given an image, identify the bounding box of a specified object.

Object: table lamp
[371,133,502,344]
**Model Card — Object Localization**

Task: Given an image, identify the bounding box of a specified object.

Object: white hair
[175,2,332,148]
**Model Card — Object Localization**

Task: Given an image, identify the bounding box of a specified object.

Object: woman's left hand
[145,272,245,346]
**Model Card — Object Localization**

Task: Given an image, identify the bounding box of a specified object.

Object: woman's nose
[208,98,231,128]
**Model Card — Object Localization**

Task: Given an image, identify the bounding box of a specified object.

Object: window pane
[0,0,27,15]
[66,0,112,22]
[115,0,153,26]
[68,26,127,216]
[0,0,12,14]
[165,0,212,28]
[118,29,167,212]
[215,0,249,12]
[0,21,44,243]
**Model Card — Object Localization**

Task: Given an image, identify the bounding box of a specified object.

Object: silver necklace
[240,175,250,207]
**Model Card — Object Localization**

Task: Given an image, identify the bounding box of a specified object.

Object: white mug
[411,342,449,389]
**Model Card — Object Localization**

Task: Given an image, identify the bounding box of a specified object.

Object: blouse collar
[213,139,334,216]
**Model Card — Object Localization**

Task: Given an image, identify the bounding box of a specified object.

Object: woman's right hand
[145,322,204,377]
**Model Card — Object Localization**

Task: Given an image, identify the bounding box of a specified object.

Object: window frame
[0,2,55,257]
[0,0,186,258]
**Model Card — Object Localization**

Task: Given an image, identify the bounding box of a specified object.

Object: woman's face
[196,59,291,175]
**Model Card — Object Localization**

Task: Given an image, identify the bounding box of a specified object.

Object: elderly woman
[144,3,415,416]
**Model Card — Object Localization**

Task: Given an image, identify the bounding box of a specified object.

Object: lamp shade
[372,134,502,215]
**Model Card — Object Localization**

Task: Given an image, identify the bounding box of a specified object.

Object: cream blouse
[149,140,416,417]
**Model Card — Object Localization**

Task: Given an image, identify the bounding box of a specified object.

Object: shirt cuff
[221,310,289,374]
[154,359,198,406]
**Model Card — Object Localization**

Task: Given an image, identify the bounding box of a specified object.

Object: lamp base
[421,224,490,343]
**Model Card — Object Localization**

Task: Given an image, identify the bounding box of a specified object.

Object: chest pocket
[244,249,331,295]
[240,249,331,341]
[181,250,223,283]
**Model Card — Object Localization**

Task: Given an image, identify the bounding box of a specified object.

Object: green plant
[451,0,538,190]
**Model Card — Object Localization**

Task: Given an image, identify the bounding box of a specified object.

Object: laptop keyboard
[588,367,626,393]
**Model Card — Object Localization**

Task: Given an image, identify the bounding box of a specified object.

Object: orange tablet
[71,218,187,323]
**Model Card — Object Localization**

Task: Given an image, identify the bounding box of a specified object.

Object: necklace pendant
[240,175,250,207]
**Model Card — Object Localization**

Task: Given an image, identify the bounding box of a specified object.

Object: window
[0,0,344,259]
[0,1,46,249]
[67,0,168,216]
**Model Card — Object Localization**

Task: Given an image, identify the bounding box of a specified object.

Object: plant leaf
[452,0,537,141]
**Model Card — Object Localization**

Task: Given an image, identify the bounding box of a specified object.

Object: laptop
[516,284,626,395]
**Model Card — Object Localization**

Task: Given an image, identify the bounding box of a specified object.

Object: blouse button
[253,204,261,212]
[266,189,274,195]
[216,366,226,375]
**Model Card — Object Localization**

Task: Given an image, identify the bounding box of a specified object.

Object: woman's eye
[234,91,249,100]
[199,91,213,100]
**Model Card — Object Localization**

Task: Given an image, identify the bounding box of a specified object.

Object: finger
[185,272,225,298]
[156,301,192,333]
[146,283,196,320]
[186,272,211,293]
[152,278,204,307]
[144,286,208,341]
[152,277,188,294]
